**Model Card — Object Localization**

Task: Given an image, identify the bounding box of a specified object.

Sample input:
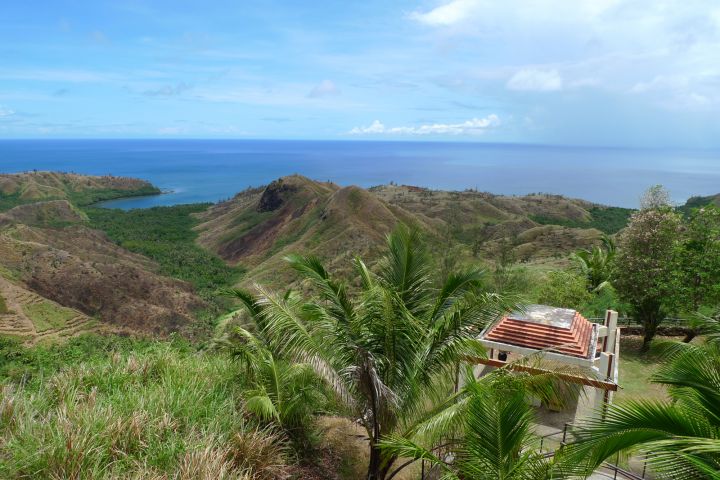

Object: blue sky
[1,0,719,146]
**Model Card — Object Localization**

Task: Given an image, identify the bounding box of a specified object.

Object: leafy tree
[559,327,720,478]
[571,235,616,292]
[379,370,564,480]
[639,184,672,210]
[613,208,682,351]
[672,206,720,341]
[227,225,511,479]
[537,270,592,311]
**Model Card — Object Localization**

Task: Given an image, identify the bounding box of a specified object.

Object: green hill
[0,171,160,211]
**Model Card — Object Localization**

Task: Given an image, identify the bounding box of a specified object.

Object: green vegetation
[682,193,720,213]
[68,185,161,206]
[22,301,77,332]
[0,335,290,479]
[614,205,720,350]
[84,205,244,297]
[229,226,512,479]
[217,323,328,448]
[530,206,633,234]
[561,321,720,477]
[537,270,592,310]
[571,234,616,292]
[379,371,567,479]
[0,184,160,212]
[0,334,165,382]
[615,336,668,403]
[2,217,717,480]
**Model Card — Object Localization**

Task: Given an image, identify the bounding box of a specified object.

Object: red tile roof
[482,305,597,359]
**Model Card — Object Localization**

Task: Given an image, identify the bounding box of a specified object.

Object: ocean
[1,139,718,209]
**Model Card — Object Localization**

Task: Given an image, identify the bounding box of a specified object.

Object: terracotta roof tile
[482,305,597,359]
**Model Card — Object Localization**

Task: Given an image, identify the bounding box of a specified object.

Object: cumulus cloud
[349,115,499,135]
[0,105,15,117]
[506,69,563,91]
[308,79,339,98]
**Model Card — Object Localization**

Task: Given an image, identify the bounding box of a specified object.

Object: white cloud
[411,0,621,28]
[350,120,387,134]
[410,0,480,26]
[0,105,14,117]
[349,115,499,135]
[308,79,340,98]
[506,69,563,92]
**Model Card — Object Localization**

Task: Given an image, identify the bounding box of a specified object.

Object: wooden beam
[466,357,619,391]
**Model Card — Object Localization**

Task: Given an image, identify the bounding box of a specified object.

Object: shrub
[537,270,592,310]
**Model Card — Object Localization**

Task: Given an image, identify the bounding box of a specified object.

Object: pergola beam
[466,357,619,392]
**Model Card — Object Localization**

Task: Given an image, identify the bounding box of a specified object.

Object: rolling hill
[196,175,433,286]
[196,175,626,288]
[0,174,205,342]
[0,171,638,341]
[0,171,160,211]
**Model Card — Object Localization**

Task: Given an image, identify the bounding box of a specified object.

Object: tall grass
[0,343,289,479]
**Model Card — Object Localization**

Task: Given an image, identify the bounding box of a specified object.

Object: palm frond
[376,224,432,317]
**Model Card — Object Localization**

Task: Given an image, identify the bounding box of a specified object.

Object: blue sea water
[0,139,718,209]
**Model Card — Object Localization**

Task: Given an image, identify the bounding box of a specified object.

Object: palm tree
[378,368,563,480]
[571,234,616,292]
[227,225,512,479]
[558,326,720,478]
[217,324,327,446]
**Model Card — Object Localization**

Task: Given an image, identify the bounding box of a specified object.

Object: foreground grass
[0,336,290,479]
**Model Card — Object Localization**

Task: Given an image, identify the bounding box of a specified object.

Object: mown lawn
[615,335,672,403]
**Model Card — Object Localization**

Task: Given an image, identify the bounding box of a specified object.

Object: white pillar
[590,352,615,417]
[603,310,618,353]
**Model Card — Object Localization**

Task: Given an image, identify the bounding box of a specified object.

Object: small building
[474,305,620,425]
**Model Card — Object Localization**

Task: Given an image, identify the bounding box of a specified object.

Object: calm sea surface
[0,139,718,209]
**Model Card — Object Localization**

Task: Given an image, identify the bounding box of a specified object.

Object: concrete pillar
[603,310,618,353]
[589,352,615,418]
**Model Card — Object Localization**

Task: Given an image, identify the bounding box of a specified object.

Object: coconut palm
[226,225,512,479]
[571,234,616,292]
[218,324,327,445]
[378,368,563,480]
[558,331,720,478]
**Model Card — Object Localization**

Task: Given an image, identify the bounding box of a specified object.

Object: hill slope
[370,184,628,261]
[196,176,624,287]
[0,171,159,211]
[0,175,207,342]
[196,175,433,286]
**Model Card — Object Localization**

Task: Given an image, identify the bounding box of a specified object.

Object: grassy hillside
[0,334,370,480]
[196,176,434,287]
[0,171,160,211]
[0,204,209,339]
[0,336,286,479]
